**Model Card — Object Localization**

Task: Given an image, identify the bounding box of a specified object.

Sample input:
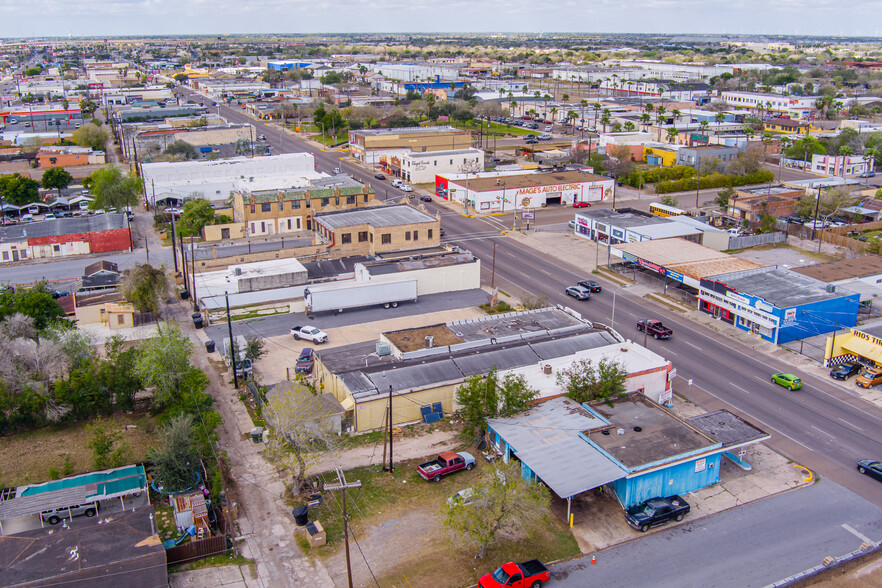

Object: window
[381,233,391,244]
[363,195,368,203]
[53,245,60,252]
[347,195,355,205]
[321,198,329,207]
[221,228,230,239]
[428,229,433,239]
[117,315,126,325]
[358,231,368,242]
[405,231,411,241]
[278,202,283,211]
[413,231,418,241]
[292,200,300,209]
[250,205,255,214]
[334,197,340,206]
[341,233,352,244]
[2,252,7,261]
[261,203,271,212]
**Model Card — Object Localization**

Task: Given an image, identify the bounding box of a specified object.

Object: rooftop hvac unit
[826,284,836,293]
[234,267,242,276]
[376,341,391,356]
[617,428,625,436]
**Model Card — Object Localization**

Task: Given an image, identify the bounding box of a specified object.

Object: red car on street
[573,200,591,208]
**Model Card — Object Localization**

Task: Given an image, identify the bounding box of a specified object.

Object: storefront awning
[839,334,882,365]
[696,295,778,329]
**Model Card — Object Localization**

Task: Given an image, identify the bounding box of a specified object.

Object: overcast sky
[2,0,880,39]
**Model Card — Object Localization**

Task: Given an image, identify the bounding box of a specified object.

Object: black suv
[830,362,862,380]
[577,280,603,293]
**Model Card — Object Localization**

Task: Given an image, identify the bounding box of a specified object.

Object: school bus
[649,202,688,217]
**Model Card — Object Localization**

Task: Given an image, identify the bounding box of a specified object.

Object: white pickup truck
[290,325,328,344]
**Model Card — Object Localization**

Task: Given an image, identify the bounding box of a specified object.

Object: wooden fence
[165,535,227,566]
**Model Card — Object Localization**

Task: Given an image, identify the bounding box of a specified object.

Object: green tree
[98,335,143,411]
[120,263,168,315]
[163,140,197,160]
[795,186,857,220]
[147,415,201,493]
[716,187,736,209]
[440,460,550,559]
[556,358,628,406]
[0,282,65,331]
[135,322,193,410]
[455,367,538,435]
[87,418,130,470]
[245,336,267,362]
[83,166,142,211]
[660,194,679,207]
[178,198,215,237]
[784,137,826,161]
[71,123,108,151]
[41,167,74,197]
[0,173,41,206]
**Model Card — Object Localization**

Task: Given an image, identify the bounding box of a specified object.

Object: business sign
[515,182,585,196]
[521,212,534,219]
[622,252,638,263]
[853,328,882,346]
[12,74,22,81]
[666,269,685,283]
[725,291,751,306]
[754,300,774,313]
[784,308,797,320]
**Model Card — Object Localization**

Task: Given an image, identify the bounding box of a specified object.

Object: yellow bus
[649,202,688,217]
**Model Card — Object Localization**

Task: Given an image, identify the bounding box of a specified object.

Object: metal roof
[0,213,127,242]
[487,397,626,498]
[315,204,436,230]
[790,256,882,283]
[709,266,854,308]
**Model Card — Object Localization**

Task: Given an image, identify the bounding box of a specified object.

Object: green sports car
[771,372,802,390]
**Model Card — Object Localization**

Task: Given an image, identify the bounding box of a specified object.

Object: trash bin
[205,340,215,353]
[180,289,190,300]
[192,313,204,329]
[292,505,309,527]
[250,427,264,443]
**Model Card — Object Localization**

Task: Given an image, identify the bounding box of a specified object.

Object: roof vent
[542,364,552,375]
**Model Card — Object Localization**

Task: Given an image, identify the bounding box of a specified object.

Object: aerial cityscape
[0,27,881,588]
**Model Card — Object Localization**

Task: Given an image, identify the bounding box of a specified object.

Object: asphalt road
[186,87,882,506]
[203,289,490,342]
[551,478,882,587]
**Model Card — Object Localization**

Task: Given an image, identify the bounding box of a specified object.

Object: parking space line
[841,523,872,543]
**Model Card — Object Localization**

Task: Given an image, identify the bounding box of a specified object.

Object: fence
[728,232,786,249]
[165,535,227,566]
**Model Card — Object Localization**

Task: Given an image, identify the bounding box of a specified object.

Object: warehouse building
[578,209,730,251]
[348,126,471,167]
[437,170,614,212]
[315,308,674,431]
[0,214,131,264]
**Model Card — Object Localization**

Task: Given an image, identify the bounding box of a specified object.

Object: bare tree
[264,381,336,494]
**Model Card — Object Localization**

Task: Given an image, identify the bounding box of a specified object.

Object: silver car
[41,502,98,525]
[566,286,591,300]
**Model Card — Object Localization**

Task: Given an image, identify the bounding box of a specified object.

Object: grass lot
[300,456,579,588]
[0,413,160,487]
[288,124,348,147]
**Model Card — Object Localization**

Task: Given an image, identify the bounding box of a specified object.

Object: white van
[20,214,35,223]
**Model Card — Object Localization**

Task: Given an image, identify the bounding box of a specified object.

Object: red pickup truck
[416,451,475,482]
[636,319,673,340]
[479,560,550,588]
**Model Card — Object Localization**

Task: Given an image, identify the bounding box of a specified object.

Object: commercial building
[347,126,471,167]
[0,214,131,264]
[313,204,440,256]
[437,170,614,212]
[676,145,740,170]
[400,148,484,184]
[37,145,106,168]
[720,92,819,119]
[316,308,674,431]
[825,321,882,367]
[699,266,859,344]
[120,121,255,161]
[810,154,872,177]
[576,209,730,251]
[232,179,376,237]
[142,153,322,203]
[791,256,882,307]
[487,395,768,512]
[764,118,810,134]
[728,185,805,222]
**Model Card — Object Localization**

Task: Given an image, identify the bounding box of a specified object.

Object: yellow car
[856,367,882,388]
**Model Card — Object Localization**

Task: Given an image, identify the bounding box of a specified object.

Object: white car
[545,125,553,132]
[290,325,328,344]
[400,185,413,192]
[391,179,404,188]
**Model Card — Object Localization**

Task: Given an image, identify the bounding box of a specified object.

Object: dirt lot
[0,413,159,487]
[301,458,579,588]
[383,324,464,352]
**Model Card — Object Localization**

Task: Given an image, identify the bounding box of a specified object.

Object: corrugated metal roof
[453,345,541,376]
[487,397,626,498]
[0,213,127,242]
[530,331,618,359]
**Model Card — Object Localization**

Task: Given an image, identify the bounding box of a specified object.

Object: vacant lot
[300,456,579,588]
[0,413,159,487]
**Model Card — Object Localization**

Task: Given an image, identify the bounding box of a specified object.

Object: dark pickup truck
[479,559,550,588]
[625,495,690,532]
[636,319,673,340]
[417,451,475,482]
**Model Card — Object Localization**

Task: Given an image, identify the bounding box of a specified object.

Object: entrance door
[11,250,18,262]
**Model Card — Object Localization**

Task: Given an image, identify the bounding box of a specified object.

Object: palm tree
[645,103,654,115]
[640,113,651,130]
[562,93,569,102]
[699,120,709,135]
[567,110,578,133]
[600,110,611,133]
[550,107,558,125]
[672,109,681,123]
[624,121,636,132]
[666,126,679,144]
[593,102,601,130]
[715,112,726,135]
[656,106,667,142]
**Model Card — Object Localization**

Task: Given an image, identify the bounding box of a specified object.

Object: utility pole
[190,239,198,310]
[170,213,179,272]
[325,468,362,588]
[811,185,822,241]
[226,291,238,389]
[179,231,189,294]
[490,241,497,289]
[386,385,394,472]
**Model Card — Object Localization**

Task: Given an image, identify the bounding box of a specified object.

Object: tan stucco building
[313,204,440,256]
